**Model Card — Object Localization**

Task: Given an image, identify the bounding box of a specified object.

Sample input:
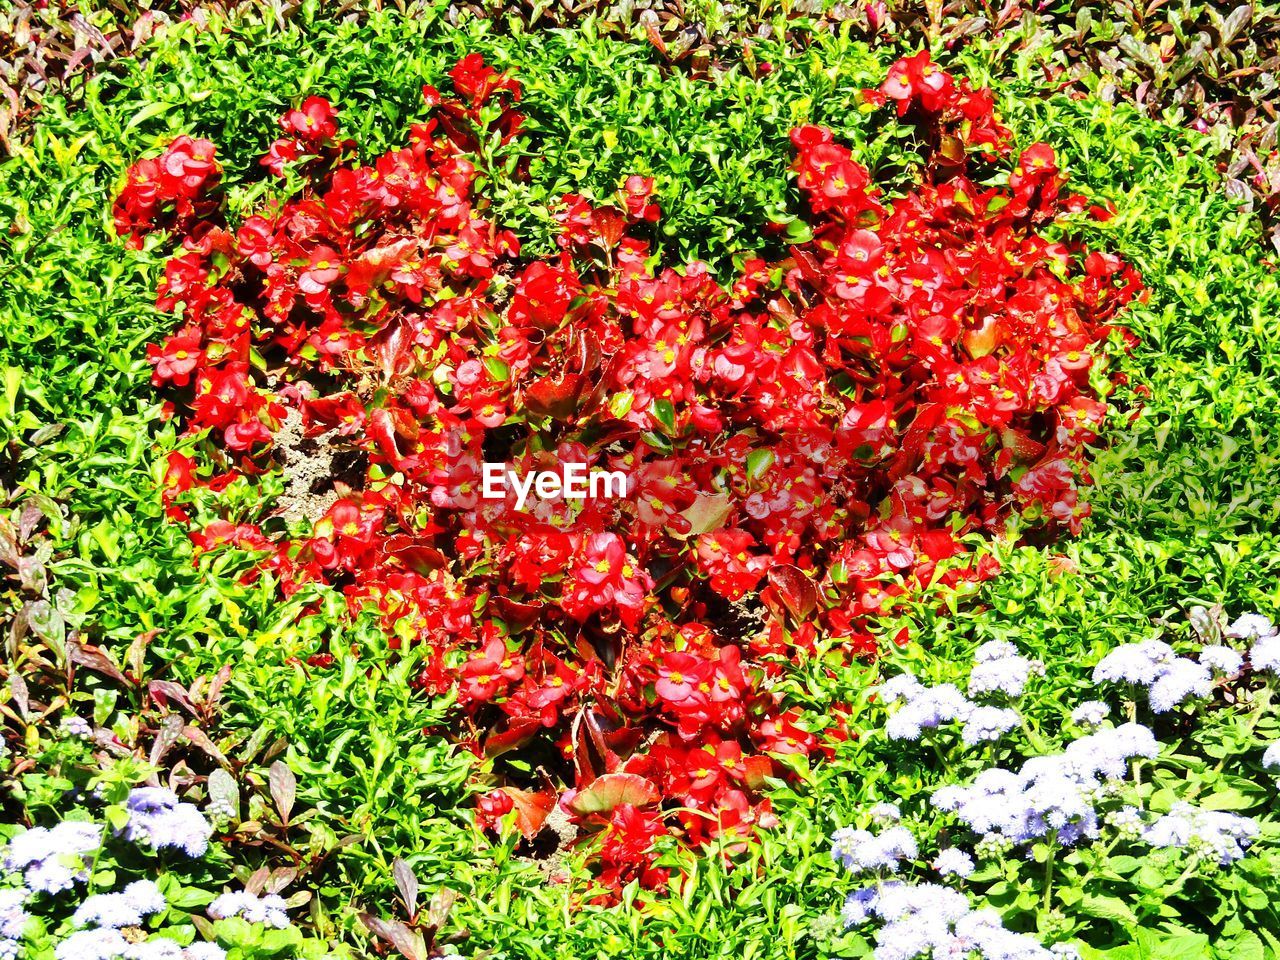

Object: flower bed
[3,9,1280,960]
[114,49,1141,893]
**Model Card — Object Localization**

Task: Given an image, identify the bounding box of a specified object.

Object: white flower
[208,891,290,928]
[961,706,1020,745]
[1198,645,1243,674]
[1251,634,1280,673]
[932,848,975,878]
[1262,742,1280,771]
[1070,701,1109,727]
[1147,658,1212,713]
[831,825,918,873]
[1227,613,1276,641]
[1142,803,1257,864]
[1093,641,1174,686]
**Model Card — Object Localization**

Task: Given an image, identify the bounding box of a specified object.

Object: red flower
[882,50,954,114]
[282,96,339,142]
[147,333,204,387]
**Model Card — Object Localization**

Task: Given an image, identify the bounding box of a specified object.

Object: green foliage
[3,6,1280,959]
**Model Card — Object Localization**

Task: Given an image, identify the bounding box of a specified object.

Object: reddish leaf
[381,535,447,575]
[524,372,586,420]
[483,715,541,758]
[743,754,774,790]
[69,642,127,684]
[149,680,197,716]
[567,773,659,816]
[767,564,818,622]
[498,786,556,838]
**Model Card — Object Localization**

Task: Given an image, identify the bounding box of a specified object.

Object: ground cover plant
[3,4,1280,960]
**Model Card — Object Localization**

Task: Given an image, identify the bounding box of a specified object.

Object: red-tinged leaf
[888,402,947,481]
[680,492,733,537]
[360,914,425,960]
[373,319,410,380]
[571,707,620,786]
[149,713,184,766]
[567,772,659,816]
[592,207,626,250]
[483,715,541,758]
[206,664,232,706]
[788,245,824,285]
[641,14,668,59]
[490,596,543,631]
[743,754,774,790]
[126,629,161,680]
[1001,428,1047,463]
[426,887,456,935]
[381,535,447,575]
[183,725,229,766]
[767,564,818,622]
[392,857,419,917]
[524,372,586,420]
[148,680,197,716]
[269,760,296,824]
[69,641,127,684]
[962,316,1000,358]
[498,786,556,838]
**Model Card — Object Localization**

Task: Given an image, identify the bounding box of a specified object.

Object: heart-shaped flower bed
[116,51,1141,893]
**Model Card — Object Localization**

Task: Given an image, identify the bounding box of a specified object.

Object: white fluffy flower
[831,825,918,873]
[1262,742,1280,772]
[932,848,975,878]
[1147,658,1213,713]
[208,891,290,929]
[1092,641,1174,686]
[1070,701,1109,727]
[1142,802,1257,865]
[1227,613,1276,641]
[1252,633,1280,673]
[1198,645,1243,674]
[961,706,1021,745]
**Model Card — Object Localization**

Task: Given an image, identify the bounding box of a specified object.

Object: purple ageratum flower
[122,788,211,858]
[1262,742,1280,771]
[1092,640,1175,686]
[831,825,918,874]
[1070,701,1109,727]
[878,673,924,705]
[0,891,29,941]
[1147,658,1213,713]
[969,641,1042,698]
[1142,802,1258,865]
[1227,613,1276,641]
[1093,642,1213,712]
[207,891,290,928]
[4,821,101,894]
[961,706,1020,746]
[841,886,881,927]
[932,848,975,878]
[844,881,1060,960]
[1198,645,1243,675]
[73,881,166,929]
[183,946,228,960]
[55,928,129,960]
[868,802,901,824]
[885,683,973,741]
[930,724,1158,848]
[1252,633,1280,673]
[60,716,92,738]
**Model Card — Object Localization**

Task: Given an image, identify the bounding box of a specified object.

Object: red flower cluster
[121,51,1140,893]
